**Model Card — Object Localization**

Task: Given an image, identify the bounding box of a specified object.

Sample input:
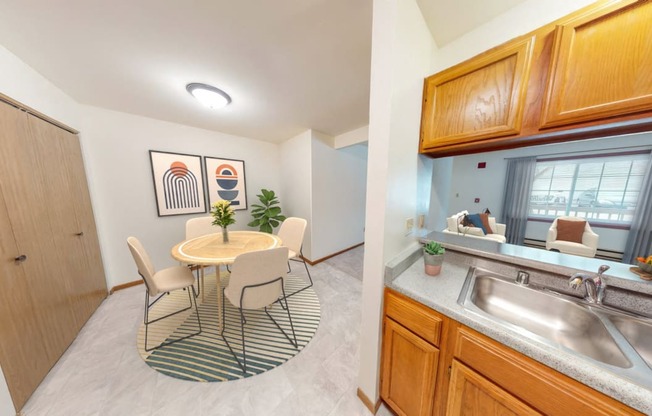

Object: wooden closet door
[57,127,107,318]
[0,102,65,409]
[26,114,95,331]
[0,103,78,362]
[0,173,51,411]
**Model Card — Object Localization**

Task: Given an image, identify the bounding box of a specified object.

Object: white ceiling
[0,0,525,143]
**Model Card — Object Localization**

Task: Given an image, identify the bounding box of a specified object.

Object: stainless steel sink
[458,266,652,389]
[465,273,630,367]
[607,314,652,369]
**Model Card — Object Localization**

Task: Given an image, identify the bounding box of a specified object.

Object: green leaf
[267,207,281,216]
[261,189,272,201]
[261,223,273,234]
[277,215,287,222]
[247,219,261,227]
[269,219,280,227]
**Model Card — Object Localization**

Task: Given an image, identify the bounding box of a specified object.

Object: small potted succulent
[423,241,445,276]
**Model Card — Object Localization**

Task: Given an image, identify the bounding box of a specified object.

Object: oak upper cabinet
[540,0,652,128]
[381,289,445,416]
[419,36,535,152]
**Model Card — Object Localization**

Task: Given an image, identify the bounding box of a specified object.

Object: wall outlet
[405,218,414,235]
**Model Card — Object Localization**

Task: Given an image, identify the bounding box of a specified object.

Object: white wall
[311,132,367,259]
[80,106,281,288]
[432,0,597,72]
[279,130,313,258]
[445,133,652,251]
[333,125,369,149]
[358,0,436,402]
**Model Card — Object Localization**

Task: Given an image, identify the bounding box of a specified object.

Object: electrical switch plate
[405,218,414,235]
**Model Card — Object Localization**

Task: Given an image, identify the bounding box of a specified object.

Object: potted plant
[423,241,445,276]
[211,200,236,243]
[248,189,287,233]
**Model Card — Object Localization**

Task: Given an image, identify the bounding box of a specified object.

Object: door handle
[75,231,84,236]
[14,254,27,263]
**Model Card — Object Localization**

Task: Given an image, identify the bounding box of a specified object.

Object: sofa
[442,210,507,243]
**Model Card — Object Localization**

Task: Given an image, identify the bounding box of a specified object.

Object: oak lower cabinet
[381,289,445,416]
[446,360,539,416]
[380,288,643,416]
[0,99,107,411]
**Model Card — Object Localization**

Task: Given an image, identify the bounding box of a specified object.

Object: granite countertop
[387,252,652,414]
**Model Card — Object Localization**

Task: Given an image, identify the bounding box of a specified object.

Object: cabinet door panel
[541,0,652,128]
[420,36,534,150]
[381,318,439,416]
[446,360,540,416]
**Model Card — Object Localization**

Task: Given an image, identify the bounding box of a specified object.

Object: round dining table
[171,230,282,329]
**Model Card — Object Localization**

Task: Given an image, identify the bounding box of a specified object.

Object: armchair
[546,216,599,258]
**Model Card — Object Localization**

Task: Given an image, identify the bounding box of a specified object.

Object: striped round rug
[137,270,320,381]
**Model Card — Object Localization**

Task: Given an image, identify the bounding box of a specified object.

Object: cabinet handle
[14,254,27,263]
[75,231,84,236]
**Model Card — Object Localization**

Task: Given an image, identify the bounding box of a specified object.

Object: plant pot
[221,226,229,243]
[424,252,444,276]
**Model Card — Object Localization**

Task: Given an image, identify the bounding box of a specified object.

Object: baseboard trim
[109,279,143,294]
[357,388,381,414]
[304,242,364,266]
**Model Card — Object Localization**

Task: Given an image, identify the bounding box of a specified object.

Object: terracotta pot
[424,252,444,276]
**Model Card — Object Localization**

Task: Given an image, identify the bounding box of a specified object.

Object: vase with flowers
[211,200,236,243]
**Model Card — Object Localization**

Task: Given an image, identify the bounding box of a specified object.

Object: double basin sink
[458,267,652,388]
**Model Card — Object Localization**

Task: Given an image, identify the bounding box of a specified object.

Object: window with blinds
[529,152,650,225]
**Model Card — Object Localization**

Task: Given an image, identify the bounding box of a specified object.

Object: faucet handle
[597,265,610,276]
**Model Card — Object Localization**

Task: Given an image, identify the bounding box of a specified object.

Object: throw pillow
[465,214,487,234]
[479,213,494,234]
[556,219,586,243]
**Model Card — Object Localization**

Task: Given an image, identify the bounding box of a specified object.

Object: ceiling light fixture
[186,83,232,109]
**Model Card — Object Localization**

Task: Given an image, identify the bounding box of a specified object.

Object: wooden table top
[171,230,282,265]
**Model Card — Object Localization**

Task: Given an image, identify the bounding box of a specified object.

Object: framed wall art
[204,156,248,210]
[149,150,207,216]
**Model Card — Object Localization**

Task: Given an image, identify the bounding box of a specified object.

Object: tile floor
[21,246,394,416]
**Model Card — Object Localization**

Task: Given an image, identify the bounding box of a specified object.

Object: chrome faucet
[568,265,610,304]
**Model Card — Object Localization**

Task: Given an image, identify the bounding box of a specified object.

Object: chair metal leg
[265,285,298,348]
[143,286,202,352]
[283,250,314,299]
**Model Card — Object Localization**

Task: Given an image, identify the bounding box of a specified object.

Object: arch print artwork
[204,156,247,210]
[149,150,207,216]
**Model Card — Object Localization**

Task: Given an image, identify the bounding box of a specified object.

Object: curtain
[623,152,652,264]
[500,157,537,245]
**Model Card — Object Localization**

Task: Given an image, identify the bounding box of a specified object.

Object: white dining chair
[127,236,202,352]
[277,217,312,297]
[185,216,215,299]
[221,247,297,375]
